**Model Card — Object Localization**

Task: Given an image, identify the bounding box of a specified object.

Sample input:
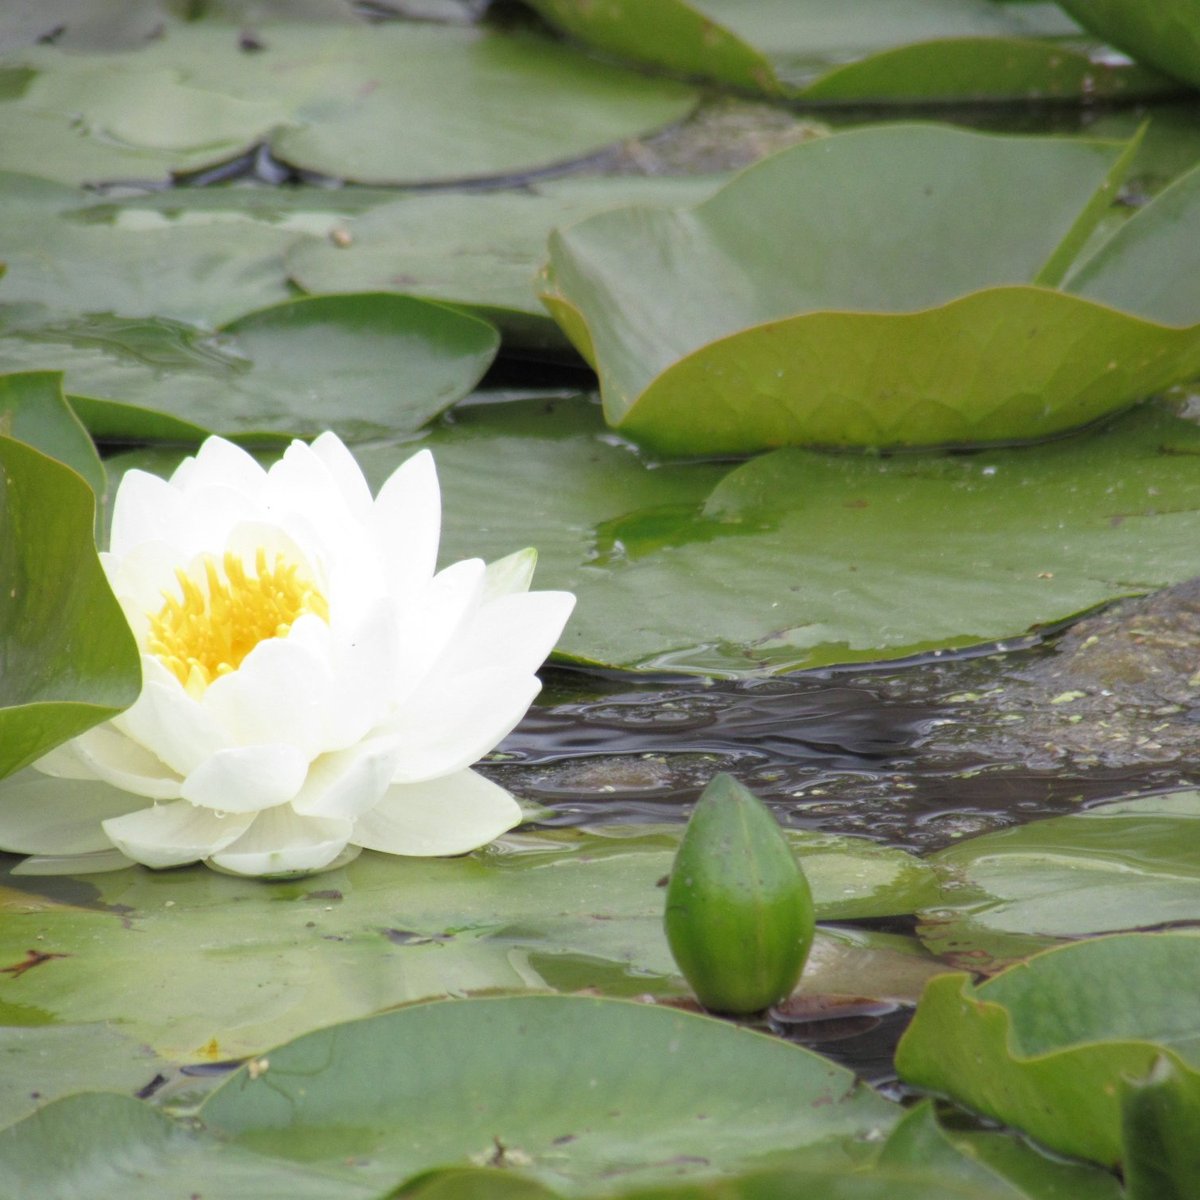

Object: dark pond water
[489,642,1199,854]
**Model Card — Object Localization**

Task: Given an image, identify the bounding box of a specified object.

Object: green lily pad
[540,124,1200,454]
[877,1102,1122,1200]
[0,427,139,779]
[0,294,499,443]
[0,1093,383,1200]
[199,994,899,1192]
[0,370,104,497]
[917,792,1200,971]
[0,1024,168,1130]
[2,23,695,187]
[895,931,1200,1165]
[522,0,1170,102]
[0,818,931,1059]
[1056,0,1200,90]
[0,172,312,328]
[418,395,1200,674]
[1119,1055,1200,1200]
[397,1101,1122,1199]
[287,176,727,351]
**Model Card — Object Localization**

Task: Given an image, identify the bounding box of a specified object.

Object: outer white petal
[103,801,255,868]
[171,436,266,498]
[200,629,332,756]
[114,661,230,777]
[351,768,522,857]
[369,448,440,602]
[387,667,540,783]
[13,849,136,875]
[393,557,486,699]
[208,806,352,876]
[180,744,310,813]
[434,590,575,681]
[290,735,404,820]
[107,470,188,558]
[483,548,537,601]
[36,724,181,800]
[0,771,151,854]
[310,431,373,521]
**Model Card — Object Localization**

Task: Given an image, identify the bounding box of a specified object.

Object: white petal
[436,590,575,680]
[290,735,403,820]
[172,436,265,498]
[310,431,373,520]
[393,557,486,699]
[181,744,310,813]
[370,448,441,603]
[37,724,181,801]
[319,600,401,749]
[352,768,522,857]
[387,667,540,783]
[200,632,332,756]
[103,800,255,869]
[483,548,537,601]
[114,664,229,778]
[107,470,187,558]
[209,806,352,876]
[0,771,151,854]
[13,849,136,875]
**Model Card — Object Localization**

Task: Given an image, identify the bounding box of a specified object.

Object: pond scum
[1,1,1200,1196]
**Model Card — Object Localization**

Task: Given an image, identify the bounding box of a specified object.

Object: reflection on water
[487,636,1200,854]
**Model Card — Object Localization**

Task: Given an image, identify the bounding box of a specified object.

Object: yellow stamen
[147,549,328,694]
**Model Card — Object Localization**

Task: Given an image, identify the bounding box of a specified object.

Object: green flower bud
[665,773,815,1015]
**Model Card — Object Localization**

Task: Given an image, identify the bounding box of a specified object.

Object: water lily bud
[665,773,814,1015]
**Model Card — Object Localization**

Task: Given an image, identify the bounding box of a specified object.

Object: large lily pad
[0,294,499,443]
[0,818,931,1060]
[0,1093,383,1200]
[540,124,1200,454]
[522,0,1170,102]
[0,171,365,329]
[0,416,139,778]
[895,932,1200,1165]
[287,176,727,351]
[199,994,899,1192]
[917,792,1200,971]
[1056,0,1200,90]
[1,23,695,187]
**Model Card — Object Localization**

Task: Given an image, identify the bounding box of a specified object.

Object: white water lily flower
[4,434,574,878]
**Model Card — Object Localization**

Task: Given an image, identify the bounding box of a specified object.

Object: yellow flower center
[147,549,328,693]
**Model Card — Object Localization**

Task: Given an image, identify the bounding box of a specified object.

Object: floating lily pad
[199,994,899,1192]
[0,417,139,779]
[895,932,1200,1165]
[0,172,321,328]
[522,0,1170,102]
[0,294,499,443]
[917,792,1200,971]
[287,176,727,351]
[2,24,696,187]
[0,1093,382,1200]
[540,124,1200,454]
[0,370,104,496]
[1056,0,1200,90]
[385,394,1200,672]
[0,818,931,1060]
